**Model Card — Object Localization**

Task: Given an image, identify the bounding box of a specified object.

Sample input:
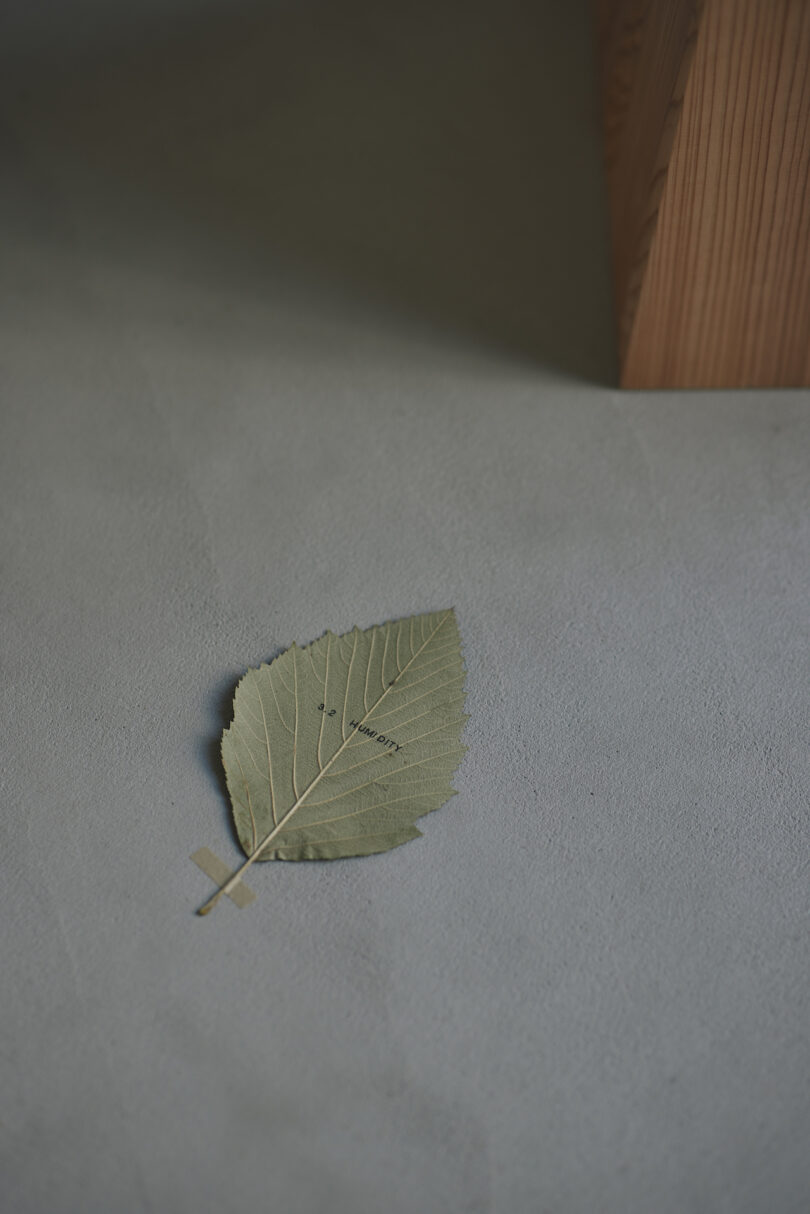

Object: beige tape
[191,847,256,908]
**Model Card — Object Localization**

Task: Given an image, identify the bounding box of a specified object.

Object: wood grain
[600,0,810,388]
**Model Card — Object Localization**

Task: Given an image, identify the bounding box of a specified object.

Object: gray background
[2,3,808,1211]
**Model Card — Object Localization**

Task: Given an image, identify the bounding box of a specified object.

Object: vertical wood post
[599,0,810,388]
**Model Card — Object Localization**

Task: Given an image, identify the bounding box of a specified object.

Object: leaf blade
[221,609,467,864]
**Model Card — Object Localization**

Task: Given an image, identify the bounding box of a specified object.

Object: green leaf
[198,609,467,913]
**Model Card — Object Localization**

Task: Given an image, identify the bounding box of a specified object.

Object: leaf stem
[196,807,294,914]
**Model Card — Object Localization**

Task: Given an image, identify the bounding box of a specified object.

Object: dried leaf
[198,609,467,913]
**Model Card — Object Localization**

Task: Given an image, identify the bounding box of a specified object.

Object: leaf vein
[232,748,258,851]
[267,667,294,733]
[278,792,437,833]
[371,669,465,716]
[253,682,278,827]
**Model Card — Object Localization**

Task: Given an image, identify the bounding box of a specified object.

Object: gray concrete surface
[2,4,809,1211]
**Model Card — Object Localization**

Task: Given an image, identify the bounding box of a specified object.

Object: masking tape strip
[191,847,256,908]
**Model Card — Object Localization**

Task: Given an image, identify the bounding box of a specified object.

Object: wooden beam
[599,0,810,388]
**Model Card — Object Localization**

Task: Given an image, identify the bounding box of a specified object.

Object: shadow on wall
[8,0,615,380]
